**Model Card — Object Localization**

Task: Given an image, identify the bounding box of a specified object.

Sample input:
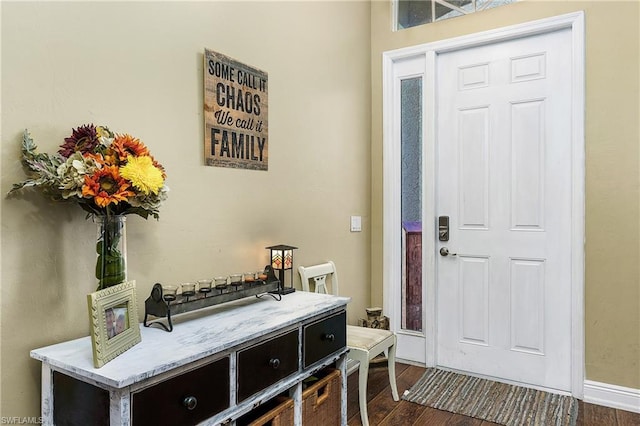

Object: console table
[31,292,350,425]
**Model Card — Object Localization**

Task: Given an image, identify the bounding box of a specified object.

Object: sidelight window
[400,77,422,332]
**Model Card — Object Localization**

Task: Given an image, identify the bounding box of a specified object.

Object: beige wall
[370,1,640,389]
[0,1,371,416]
[2,0,638,418]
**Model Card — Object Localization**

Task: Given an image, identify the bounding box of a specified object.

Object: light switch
[350,216,362,232]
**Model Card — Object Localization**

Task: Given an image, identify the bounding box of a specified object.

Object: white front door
[436,28,573,391]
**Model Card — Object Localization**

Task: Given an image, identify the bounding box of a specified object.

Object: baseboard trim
[395,357,426,368]
[583,380,640,413]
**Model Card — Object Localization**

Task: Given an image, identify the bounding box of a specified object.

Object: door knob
[439,247,457,257]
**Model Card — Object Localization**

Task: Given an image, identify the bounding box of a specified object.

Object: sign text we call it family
[204,49,268,171]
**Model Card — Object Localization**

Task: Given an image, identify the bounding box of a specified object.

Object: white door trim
[382,11,585,397]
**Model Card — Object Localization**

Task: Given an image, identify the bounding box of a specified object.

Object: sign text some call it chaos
[208,59,267,92]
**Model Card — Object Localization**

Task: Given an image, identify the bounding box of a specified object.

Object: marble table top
[31,291,350,389]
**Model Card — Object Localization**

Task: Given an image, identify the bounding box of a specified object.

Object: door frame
[382,11,585,397]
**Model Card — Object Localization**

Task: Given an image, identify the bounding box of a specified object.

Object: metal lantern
[266,244,297,295]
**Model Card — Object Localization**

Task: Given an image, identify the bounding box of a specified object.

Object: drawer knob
[183,395,198,410]
[323,333,335,342]
[269,358,281,369]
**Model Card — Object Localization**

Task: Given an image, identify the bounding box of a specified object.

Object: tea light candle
[243,272,256,284]
[198,279,212,294]
[181,282,196,297]
[229,274,242,287]
[257,271,268,281]
[214,276,228,290]
[163,285,178,302]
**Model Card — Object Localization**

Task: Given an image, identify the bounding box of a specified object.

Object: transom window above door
[395,0,516,30]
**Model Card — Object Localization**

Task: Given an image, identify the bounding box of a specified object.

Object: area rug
[402,368,578,426]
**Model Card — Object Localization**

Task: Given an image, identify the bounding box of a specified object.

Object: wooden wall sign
[204,49,268,170]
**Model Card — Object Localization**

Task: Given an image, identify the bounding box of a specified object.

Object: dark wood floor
[346,363,640,425]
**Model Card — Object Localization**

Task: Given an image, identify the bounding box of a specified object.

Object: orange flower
[82,166,134,208]
[111,134,149,161]
[84,152,107,166]
[100,148,118,167]
[150,155,167,179]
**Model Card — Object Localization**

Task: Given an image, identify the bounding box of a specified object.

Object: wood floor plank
[368,362,409,399]
[347,371,361,421]
[363,368,389,400]
[347,362,410,424]
[413,406,454,425]
[378,400,426,426]
[347,412,364,426]
[360,363,419,426]
[582,402,617,425]
[616,408,640,426]
[575,399,585,425]
[397,366,427,390]
[447,413,484,426]
[365,389,409,425]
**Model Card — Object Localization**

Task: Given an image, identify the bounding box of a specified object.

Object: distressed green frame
[87,280,141,368]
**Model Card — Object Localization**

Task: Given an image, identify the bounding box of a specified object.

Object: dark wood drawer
[303,311,346,368]
[237,330,299,402]
[132,356,230,426]
[53,371,110,426]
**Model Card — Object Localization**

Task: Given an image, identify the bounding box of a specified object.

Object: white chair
[298,261,399,426]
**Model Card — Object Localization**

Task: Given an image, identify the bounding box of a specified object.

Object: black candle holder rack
[143,265,282,332]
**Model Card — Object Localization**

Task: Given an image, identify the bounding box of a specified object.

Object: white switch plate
[350,216,362,232]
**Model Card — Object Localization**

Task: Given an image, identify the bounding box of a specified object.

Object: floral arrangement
[9,124,168,219]
[9,124,168,289]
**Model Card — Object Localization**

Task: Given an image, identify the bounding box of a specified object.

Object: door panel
[436,28,573,391]
[459,256,489,346]
[458,107,489,229]
[510,259,545,354]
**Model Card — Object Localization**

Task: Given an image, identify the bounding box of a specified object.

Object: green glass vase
[95,215,127,290]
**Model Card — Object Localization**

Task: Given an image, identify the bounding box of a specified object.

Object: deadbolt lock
[438,216,449,241]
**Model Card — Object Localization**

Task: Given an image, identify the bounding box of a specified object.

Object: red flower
[59,124,99,158]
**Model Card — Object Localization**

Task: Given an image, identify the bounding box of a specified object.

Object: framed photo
[87,280,141,368]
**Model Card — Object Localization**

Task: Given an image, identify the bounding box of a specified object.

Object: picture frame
[87,280,141,368]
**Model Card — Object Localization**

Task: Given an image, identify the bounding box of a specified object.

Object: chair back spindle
[299,261,339,296]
